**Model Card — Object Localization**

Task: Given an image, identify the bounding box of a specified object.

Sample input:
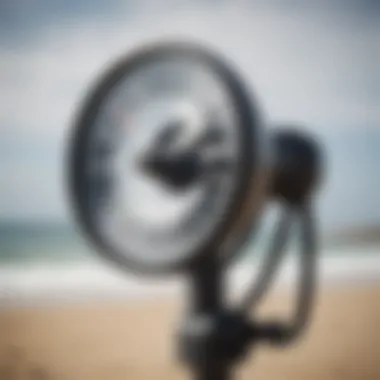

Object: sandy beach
[0,284,379,380]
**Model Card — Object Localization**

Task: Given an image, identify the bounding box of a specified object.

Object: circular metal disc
[68,42,262,274]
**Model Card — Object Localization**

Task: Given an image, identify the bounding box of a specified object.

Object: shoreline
[0,255,379,307]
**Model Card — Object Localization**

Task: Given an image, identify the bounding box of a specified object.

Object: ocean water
[0,221,378,268]
[0,222,92,266]
[0,222,379,304]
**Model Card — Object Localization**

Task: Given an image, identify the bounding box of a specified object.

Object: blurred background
[0,1,379,379]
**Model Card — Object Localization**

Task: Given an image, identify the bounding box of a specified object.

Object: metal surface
[68,42,264,274]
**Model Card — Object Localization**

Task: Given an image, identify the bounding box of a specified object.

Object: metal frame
[67,41,323,380]
[67,41,264,275]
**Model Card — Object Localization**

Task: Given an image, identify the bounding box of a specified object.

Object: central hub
[142,149,204,190]
[140,106,209,191]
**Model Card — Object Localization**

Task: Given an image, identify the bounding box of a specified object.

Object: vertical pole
[190,254,223,314]
[187,254,232,380]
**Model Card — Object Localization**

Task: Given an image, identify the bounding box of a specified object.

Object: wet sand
[0,285,379,380]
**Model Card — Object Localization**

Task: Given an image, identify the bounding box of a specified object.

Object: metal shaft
[186,255,232,380]
[189,255,224,314]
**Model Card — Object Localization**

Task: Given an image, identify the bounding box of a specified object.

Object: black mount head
[272,129,322,205]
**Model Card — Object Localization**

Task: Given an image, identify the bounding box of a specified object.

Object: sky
[0,0,379,233]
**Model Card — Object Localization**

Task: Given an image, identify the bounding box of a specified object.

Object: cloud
[1,2,378,139]
[0,0,129,46]
[0,2,379,221]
